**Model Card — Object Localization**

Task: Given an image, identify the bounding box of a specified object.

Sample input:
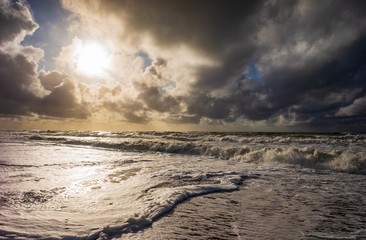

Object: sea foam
[1,131,366,239]
[26,131,366,173]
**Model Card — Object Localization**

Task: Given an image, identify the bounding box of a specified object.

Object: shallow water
[127,168,366,239]
[0,131,365,239]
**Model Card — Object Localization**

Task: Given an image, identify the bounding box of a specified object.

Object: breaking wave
[25,131,366,174]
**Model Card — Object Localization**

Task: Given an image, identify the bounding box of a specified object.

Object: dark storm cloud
[0,0,90,119]
[101,81,180,122]
[186,0,366,125]
[0,1,39,115]
[254,1,366,125]
[0,50,38,115]
[89,0,264,93]
[1,0,364,129]
[66,0,366,128]
[135,82,179,113]
[0,51,90,119]
[37,71,90,119]
[263,33,366,112]
[98,0,263,58]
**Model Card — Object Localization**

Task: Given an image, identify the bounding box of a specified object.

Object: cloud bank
[1,0,366,131]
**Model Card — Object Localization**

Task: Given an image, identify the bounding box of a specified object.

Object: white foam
[0,137,245,239]
[2,131,365,239]
[24,131,366,173]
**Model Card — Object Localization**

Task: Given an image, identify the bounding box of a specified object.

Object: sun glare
[76,42,110,77]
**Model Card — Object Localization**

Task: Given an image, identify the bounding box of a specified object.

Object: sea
[0,130,365,240]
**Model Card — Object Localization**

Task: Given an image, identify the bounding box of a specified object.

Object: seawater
[0,131,365,239]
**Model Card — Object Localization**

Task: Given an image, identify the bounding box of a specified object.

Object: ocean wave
[2,131,366,239]
[232,147,366,174]
[26,132,366,174]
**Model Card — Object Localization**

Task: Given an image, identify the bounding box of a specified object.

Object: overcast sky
[0,0,365,131]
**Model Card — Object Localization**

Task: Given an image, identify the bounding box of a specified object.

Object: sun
[76,42,110,77]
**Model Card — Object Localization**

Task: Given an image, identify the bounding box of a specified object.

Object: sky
[0,0,366,132]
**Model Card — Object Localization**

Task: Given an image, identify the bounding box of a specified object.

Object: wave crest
[27,132,366,174]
